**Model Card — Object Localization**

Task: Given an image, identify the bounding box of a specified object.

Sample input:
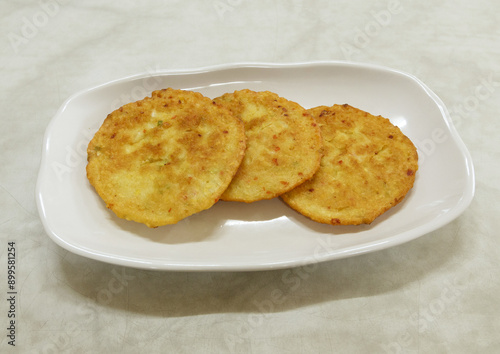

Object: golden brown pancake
[281,104,418,225]
[213,89,322,202]
[86,88,246,227]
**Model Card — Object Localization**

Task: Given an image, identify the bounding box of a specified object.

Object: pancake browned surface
[213,89,322,202]
[281,104,418,225]
[86,88,246,228]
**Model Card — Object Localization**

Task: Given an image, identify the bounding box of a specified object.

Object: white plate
[36,62,475,271]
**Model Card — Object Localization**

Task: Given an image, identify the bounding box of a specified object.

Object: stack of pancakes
[87,88,418,228]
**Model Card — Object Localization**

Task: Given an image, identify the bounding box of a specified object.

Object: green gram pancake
[87,88,246,228]
[213,89,322,203]
[281,104,418,225]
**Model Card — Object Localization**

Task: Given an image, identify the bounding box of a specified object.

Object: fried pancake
[87,88,246,228]
[213,89,322,202]
[281,104,418,225]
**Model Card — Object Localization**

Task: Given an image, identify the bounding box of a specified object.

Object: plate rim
[36,61,476,271]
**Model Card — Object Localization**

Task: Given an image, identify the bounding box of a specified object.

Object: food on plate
[213,89,322,203]
[86,88,246,228]
[87,85,418,229]
[281,104,418,225]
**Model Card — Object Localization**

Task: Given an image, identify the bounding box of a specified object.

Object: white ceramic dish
[36,62,475,271]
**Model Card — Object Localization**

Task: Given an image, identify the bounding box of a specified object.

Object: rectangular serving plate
[36,62,475,271]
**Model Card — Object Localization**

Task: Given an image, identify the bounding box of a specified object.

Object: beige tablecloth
[1,0,499,352]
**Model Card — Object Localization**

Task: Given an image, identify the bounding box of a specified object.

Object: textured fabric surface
[1,0,498,352]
